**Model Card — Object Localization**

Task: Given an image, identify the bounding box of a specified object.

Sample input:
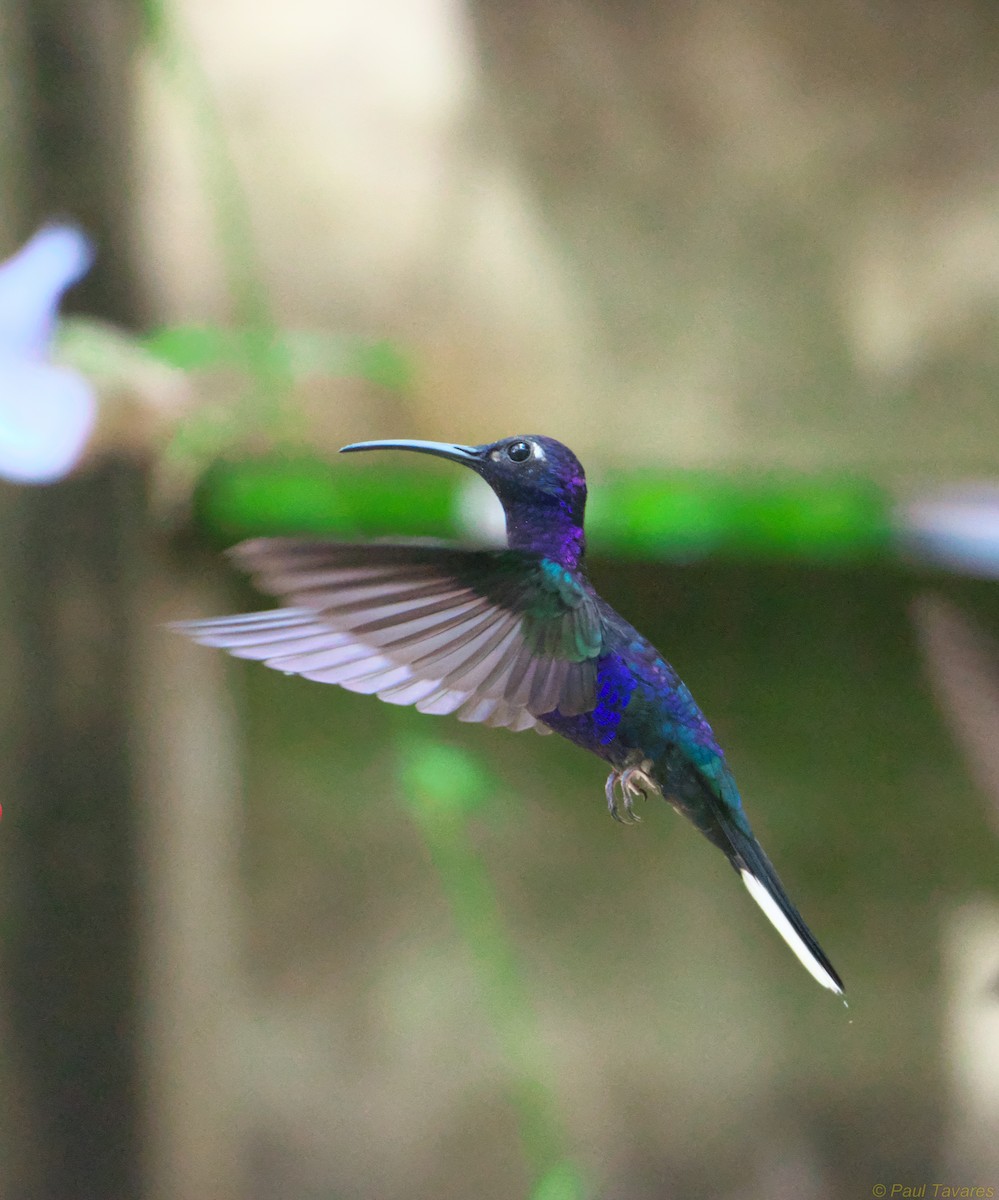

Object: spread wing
[174,538,604,733]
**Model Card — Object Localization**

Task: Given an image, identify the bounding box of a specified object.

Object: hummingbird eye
[506,441,531,463]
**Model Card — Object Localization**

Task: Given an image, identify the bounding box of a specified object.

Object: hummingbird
[177,435,844,995]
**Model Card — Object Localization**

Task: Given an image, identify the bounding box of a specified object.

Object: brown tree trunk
[0,1,148,1196]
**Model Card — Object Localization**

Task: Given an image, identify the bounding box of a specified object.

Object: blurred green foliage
[193,456,456,542]
[400,737,587,1200]
[143,325,410,391]
[574,470,890,561]
[194,449,894,562]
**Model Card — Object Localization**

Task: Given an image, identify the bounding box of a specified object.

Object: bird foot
[605,765,655,824]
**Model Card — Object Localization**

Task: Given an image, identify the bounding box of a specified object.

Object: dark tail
[718,811,844,995]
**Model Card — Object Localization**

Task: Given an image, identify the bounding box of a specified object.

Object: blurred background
[1,1,999,1197]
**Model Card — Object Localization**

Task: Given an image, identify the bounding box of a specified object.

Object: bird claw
[605,765,655,824]
[605,772,629,822]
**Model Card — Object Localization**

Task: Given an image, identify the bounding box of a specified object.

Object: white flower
[0,225,97,484]
[900,484,999,577]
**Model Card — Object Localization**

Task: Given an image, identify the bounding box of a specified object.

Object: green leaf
[144,325,246,371]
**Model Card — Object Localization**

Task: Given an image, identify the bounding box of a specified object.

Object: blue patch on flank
[592,653,636,745]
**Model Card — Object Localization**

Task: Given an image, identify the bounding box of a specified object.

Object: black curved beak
[339,439,484,467]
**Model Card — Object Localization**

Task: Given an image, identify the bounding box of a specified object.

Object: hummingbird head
[340,434,588,567]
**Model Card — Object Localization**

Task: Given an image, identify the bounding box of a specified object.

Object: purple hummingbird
[177,435,844,994]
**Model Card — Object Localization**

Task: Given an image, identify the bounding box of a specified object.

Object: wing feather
[174,538,604,732]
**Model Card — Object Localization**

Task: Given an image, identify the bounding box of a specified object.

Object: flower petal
[0,225,94,360]
[0,360,97,483]
[899,485,999,578]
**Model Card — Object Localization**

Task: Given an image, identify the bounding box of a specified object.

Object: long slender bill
[340,439,483,466]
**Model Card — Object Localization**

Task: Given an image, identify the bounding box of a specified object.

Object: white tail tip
[739,870,843,995]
